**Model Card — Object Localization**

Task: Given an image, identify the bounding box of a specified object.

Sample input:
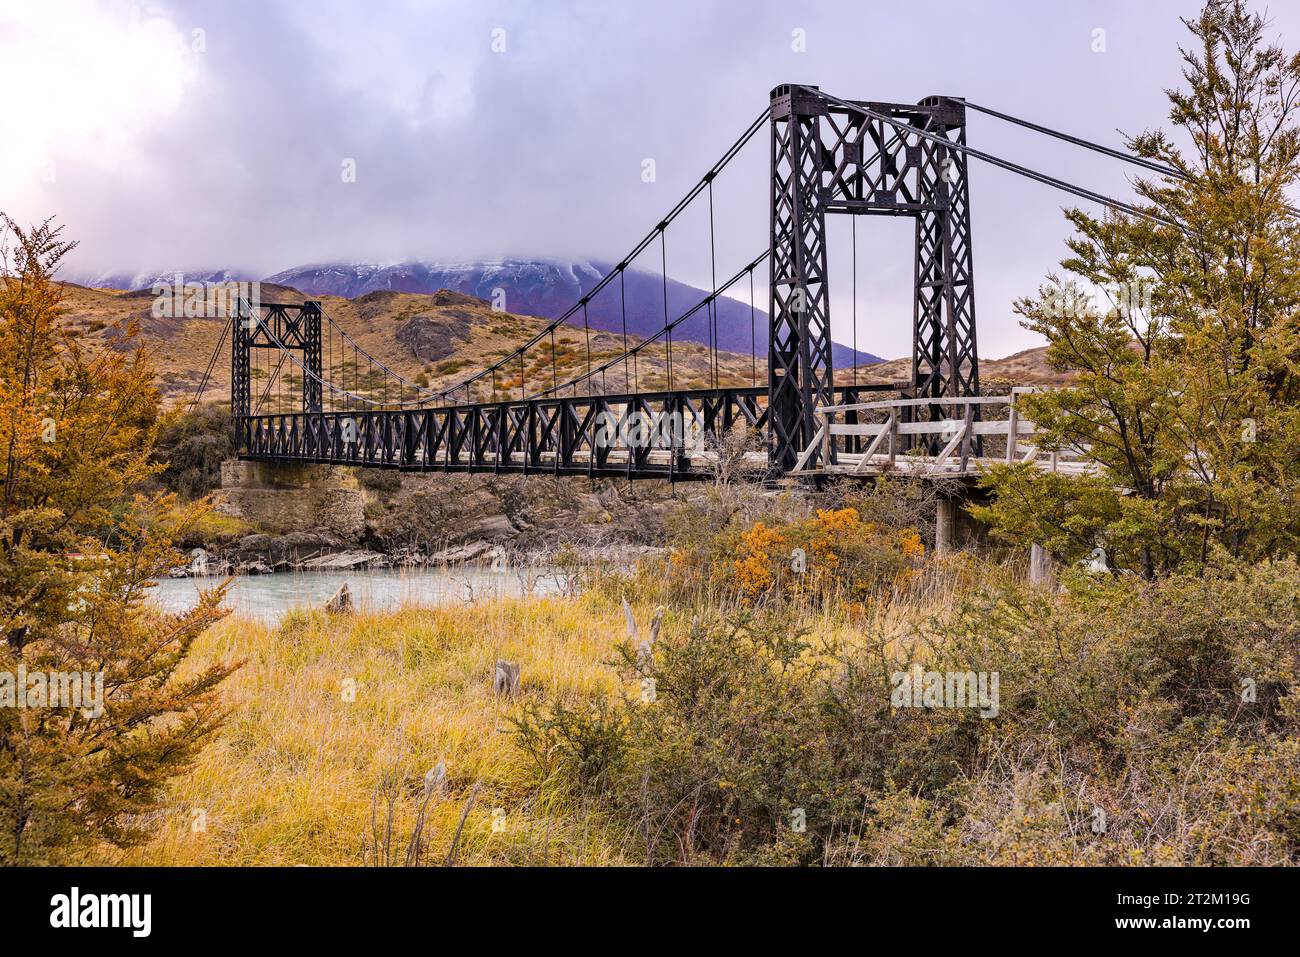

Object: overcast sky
[3,0,1297,358]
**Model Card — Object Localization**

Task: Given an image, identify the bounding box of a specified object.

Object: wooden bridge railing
[790,388,1096,478]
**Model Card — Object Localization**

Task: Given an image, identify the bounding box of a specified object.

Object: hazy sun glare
[0,0,198,208]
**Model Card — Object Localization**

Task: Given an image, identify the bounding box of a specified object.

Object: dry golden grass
[99,594,646,866]
[90,556,984,867]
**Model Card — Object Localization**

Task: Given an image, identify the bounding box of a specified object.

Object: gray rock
[394,311,475,363]
[300,549,387,571]
[493,660,521,697]
[428,541,494,564]
[227,531,347,567]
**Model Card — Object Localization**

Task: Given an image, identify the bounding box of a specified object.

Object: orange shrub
[720,506,925,606]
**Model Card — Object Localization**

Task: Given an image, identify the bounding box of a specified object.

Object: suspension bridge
[194,84,1172,483]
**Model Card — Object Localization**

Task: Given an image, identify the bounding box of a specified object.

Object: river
[148,566,564,626]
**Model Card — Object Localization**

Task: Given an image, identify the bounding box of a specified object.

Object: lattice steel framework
[232,300,322,444]
[769,85,979,470]
[238,383,890,480]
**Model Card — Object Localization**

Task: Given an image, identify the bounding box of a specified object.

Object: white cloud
[5,0,1296,358]
[0,0,198,197]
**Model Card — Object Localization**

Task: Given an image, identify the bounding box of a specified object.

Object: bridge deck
[798,453,1096,479]
[237,385,896,481]
[238,387,1092,483]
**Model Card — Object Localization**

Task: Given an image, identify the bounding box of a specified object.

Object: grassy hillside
[55,283,783,405]
[846,345,1067,389]
[56,280,1058,407]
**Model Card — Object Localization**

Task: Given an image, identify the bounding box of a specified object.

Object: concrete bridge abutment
[215,459,366,540]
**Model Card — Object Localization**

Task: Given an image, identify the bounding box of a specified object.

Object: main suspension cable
[531,248,770,400]
[807,87,1183,231]
[961,99,1185,181]
[429,106,772,404]
[186,314,232,412]
[962,98,1300,220]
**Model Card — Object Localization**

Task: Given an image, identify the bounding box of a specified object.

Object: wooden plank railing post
[1029,543,1055,585]
[936,498,956,555]
[959,402,975,472]
[820,407,832,470]
[1006,397,1019,464]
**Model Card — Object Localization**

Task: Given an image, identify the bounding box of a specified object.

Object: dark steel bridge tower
[232,299,323,445]
[768,85,980,471]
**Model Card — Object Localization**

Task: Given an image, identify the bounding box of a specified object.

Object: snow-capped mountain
[264,259,883,367]
[66,258,883,367]
[68,268,256,291]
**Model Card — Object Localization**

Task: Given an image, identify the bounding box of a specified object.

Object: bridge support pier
[769,85,835,474]
[1029,543,1055,585]
[215,459,365,541]
[232,298,323,427]
[766,85,981,477]
[935,499,957,555]
[933,495,990,555]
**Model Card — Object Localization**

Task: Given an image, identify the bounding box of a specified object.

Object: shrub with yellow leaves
[723,506,925,606]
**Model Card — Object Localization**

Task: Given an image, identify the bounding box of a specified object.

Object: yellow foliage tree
[0,215,236,863]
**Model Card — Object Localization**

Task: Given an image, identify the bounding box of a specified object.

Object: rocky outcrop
[315,487,367,538]
[427,541,495,564]
[195,456,691,575]
[226,531,350,570]
[394,310,476,363]
[299,549,387,570]
[324,583,353,614]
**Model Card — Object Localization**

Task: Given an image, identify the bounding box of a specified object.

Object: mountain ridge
[68,258,884,369]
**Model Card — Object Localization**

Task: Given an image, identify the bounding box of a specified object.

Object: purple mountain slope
[68,259,884,368]
[265,259,884,369]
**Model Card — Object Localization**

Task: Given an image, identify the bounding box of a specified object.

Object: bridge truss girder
[238,384,891,480]
[768,85,980,471]
[232,299,323,441]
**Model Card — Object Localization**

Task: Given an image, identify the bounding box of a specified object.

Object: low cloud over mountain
[71,258,883,369]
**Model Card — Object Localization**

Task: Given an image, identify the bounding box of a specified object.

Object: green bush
[154,402,232,498]
[513,559,1300,865]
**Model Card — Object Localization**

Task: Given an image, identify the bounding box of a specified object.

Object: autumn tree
[0,215,236,863]
[974,0,1300,577]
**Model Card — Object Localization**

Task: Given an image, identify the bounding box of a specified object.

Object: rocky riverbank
[171,460,687,577]
[168,536,668,578]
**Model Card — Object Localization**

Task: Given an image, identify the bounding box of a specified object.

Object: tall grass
[93,492,1300,866]
[97,550,983,866]
[98,596,639,865]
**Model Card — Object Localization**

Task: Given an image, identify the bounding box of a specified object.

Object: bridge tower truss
[768,86,979,471]
[232,299,323,443]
